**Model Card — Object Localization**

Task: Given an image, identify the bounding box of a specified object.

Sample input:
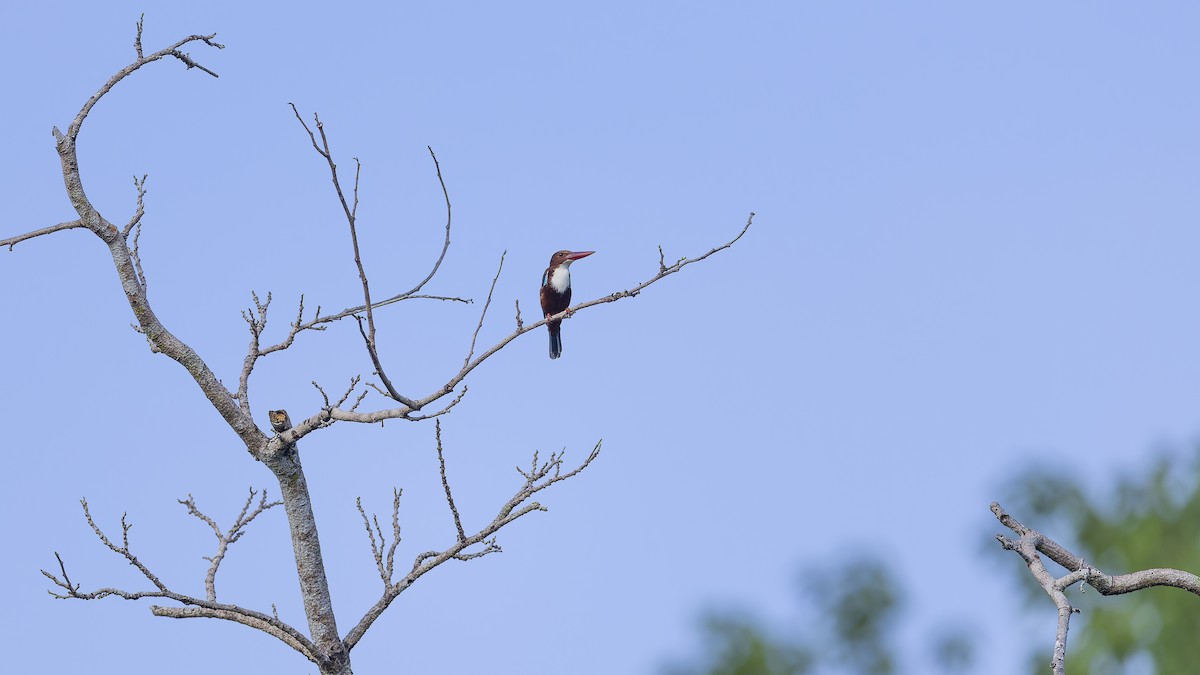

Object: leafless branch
[150,605,315,660]
[312,381,331,408]
[356,488,402,588]
[292,293,472,330]
[178,488,282,602]
[60,28,222,145]
[353,314,414,408]
[992,501,1200,674]
[399,146,454,299]
[402,294,470,303]
[76,499,168,593]
[464,251,505,368]
[48,552,78,596]
[356,497,387,584]
[405,386,468,422]
[334,376,363,409]
[436,421,466,542]
[129,212,147,292]
[259,295,327,355]
[168,49,220,78]
[121,174,148,239]
[1,220,85,250]
[134,15,144,58]
[122,173,151,293]
[343,439,601,652]
[514,299,524,329]
[235,290,272,412]
[993,502,1200,596]
[503,442,602,519]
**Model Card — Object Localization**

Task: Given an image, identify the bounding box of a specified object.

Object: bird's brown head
[549,250,595,267]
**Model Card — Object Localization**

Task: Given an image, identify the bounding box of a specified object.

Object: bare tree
[991,502,1200,675]
[1,19,751,675]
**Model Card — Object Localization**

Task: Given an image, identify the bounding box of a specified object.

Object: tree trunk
[266,447,352,674]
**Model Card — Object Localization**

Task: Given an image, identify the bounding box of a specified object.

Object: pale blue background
[3,3,1200,673]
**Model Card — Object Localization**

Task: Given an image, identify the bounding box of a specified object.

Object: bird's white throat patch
[549,266,571,293]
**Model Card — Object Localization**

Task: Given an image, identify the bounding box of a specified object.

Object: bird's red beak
[567,251,595,261]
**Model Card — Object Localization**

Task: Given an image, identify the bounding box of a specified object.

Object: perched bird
[539,249,594,359]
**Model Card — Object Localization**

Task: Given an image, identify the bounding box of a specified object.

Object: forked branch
[178,488,282,602]
[992,501,1200,675]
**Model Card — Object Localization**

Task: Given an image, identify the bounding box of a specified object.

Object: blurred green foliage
[663,611,813,675]
[663,555,973,674]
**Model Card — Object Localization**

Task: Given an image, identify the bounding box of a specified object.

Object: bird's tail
[548,323,562,359]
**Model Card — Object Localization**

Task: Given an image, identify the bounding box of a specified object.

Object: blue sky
[4,2,1200,673]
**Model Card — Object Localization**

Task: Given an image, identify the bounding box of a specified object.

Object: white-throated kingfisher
[539,249,594,359]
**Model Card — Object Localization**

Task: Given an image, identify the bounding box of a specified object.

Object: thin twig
[356,497,388,584]
[121,174,148,239]
[259,295,326,356]
[356,489,403,586]
[1,220,85,250]
[130,217,147,293]
[134,14,144,58]
[399,147,454,299]
[436,421,466,541]
[464,251,505,368]
[385,488,400,581]
[405,386,468,422]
